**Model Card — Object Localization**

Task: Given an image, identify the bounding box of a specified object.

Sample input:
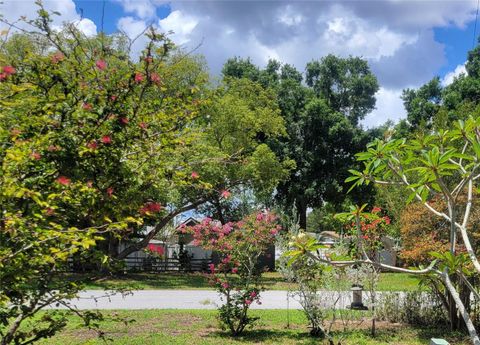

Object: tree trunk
[296,199,307,230]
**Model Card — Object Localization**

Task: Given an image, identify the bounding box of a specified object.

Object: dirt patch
[61,313,205,340]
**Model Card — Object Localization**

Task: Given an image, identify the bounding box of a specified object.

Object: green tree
[0,6,290,344]
[222,56,379,229]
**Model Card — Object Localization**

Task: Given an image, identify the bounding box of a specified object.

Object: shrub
[185,211,280,335]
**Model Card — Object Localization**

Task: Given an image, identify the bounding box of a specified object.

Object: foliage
[376,290,448,326]
[184,211,281,336]
[347,116,480,342]
[0,4,291,344]
[222,56,379,229]
[306,201,351,233]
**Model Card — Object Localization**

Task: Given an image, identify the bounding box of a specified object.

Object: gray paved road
[47,290,389,310]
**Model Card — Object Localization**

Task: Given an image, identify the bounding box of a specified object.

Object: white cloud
[74,18,97,37]
[362,88,407,128]
[117,16,149,57]
[442,63,467,86]
[114,0,156,19]
[1,0,96,37]
[158,10,198,45]
[112,1,477,127]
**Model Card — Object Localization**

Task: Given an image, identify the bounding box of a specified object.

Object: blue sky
[4,0,479,127]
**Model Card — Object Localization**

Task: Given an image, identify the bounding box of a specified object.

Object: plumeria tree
[288,117,480,344]
[0,4,290,344]
[184,211,281,336]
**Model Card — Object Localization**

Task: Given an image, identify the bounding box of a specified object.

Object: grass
[75,272,422,291]
[36,309,468,345]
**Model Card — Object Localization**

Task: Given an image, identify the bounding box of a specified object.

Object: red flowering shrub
[346,206,391,259]
[185,211,281,335]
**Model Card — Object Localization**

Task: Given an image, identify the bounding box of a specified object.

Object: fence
[122,256,211,272]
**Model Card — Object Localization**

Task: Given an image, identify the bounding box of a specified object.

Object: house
[119,217,212,272]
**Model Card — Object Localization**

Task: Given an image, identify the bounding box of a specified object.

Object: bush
[376,290,448,326]
[185,211,280,335]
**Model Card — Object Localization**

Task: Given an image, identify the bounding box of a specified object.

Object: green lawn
[76,272,422,291]
[36,309,468,345]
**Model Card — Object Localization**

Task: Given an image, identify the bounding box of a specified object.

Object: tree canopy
[222,55,379,229]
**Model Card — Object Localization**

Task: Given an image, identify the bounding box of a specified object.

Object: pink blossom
[106,187,114,197]
[140,202,162,215]
[245,299,252,305]
[101,135,112,144]
[208,263,215,273]
[56,176,71,186]
[2,66,15,75]
[191,171,200,179]
[51,52,64,63]
[82,103,93,111]
[119,117,129,125]
[232,267,238,274]
[221,282,229,289]
[220,189,231,199]
[0,73,7,81]
[87,141,98,150]
[223,223,233,235]
[110,95,117,101]
[250,291,257,298]
[150,72,161,84]
[222,255,231,264]
[139,122,148,129]
[47,145,61,152]
[95,60,107,70]
[256,213,264,221]
[31,152,41,160]
[134,72,144,83]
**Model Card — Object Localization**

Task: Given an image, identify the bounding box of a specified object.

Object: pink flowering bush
[185,211,281,335]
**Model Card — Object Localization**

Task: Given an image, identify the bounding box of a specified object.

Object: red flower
[86,140,98,150]
[220,190,231,199]
[51,52,64,63]
[95,59,107,70]
[47,145,61,152]
[101,135,112,144]
[208,263,215,273]
[140,201,162,215]
[250,291,257,298]
[372,206,381,214]
[31,152,42,160]
[139,122,148,129]
[0,73,7,81]
[134,72,144,83]
[231,267,238,274]
[106,187,114,197]
[119,117,129,125]
[56,176,71,186]
[2,66,15,75]
[384,216,391,225]
[45,207,55,216]
[82,103,93,111]
[110,95,117,101]
[245,299,252,305]
[191,171,200,179]
[221,282,229,289]
[150,72,161,84]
